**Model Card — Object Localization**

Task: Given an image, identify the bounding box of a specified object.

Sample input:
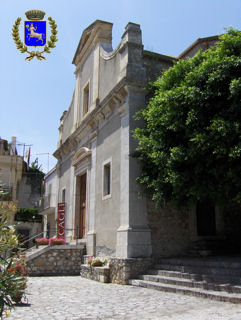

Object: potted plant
[88,256,107,267]
[35,237,49,245]
[49,238,65,246]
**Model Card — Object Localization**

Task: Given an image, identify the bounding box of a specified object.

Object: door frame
[72,147,91,240]
[74,171,88,239]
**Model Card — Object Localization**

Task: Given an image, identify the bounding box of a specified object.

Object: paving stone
[6,276,241,320]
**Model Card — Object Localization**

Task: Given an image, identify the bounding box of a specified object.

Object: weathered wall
[17,173,42,208]
[99,45,127,101]
[147,200,190,259]
[143,51,176,82]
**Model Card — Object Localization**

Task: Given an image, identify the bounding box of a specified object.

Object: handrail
[2,227,82,258]
[22,227,80,248]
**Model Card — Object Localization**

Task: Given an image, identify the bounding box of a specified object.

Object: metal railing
[24,227,85,249]
[2,227,83,259]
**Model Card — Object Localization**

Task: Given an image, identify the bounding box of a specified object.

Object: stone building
[51,20,239,278]
[0,137,43,243]
[0,137,23,203]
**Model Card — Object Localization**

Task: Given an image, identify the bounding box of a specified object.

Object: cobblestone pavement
[7,276,241,320]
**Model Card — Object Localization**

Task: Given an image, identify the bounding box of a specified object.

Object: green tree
[134,29,241,208]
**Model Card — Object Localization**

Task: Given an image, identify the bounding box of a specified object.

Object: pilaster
[116,96,152,258]
[87,137,97,255]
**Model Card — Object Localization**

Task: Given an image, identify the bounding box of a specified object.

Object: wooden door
[79,173,86,238]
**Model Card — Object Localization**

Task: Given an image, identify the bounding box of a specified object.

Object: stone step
[155,263,241,277]
[147,269,202,280]
[129,279,241,304]
[140,274,241,294]
[159,257,241,269]
[147,268,241,285]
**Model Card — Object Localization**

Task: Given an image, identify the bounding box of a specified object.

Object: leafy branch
[41,17,58,54]
[12,18,28,54]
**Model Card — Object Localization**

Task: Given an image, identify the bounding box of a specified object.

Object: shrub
[0,201,28,317]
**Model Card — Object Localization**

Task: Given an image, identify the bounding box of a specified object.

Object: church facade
[49,21,237,278]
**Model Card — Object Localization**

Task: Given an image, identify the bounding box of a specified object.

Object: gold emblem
[12,10,58,61]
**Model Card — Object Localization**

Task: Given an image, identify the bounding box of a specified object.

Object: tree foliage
[134,29,241,207]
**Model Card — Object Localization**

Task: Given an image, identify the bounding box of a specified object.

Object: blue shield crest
[24,21,46,46]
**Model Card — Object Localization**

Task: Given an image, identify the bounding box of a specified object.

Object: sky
[0,0,240,173]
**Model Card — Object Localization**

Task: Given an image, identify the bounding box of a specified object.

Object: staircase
[129,257,241,303]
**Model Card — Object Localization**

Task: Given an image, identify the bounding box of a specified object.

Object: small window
[83,83,89,116]
[62,189,66,203]
[103,161,111,198]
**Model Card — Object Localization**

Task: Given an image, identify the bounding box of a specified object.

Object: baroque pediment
[72,147,91,167]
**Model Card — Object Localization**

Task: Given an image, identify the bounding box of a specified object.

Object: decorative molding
[72,147,91,167]
[54,80,128,160]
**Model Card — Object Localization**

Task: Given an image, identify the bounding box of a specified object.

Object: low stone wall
[109,258,152,284]
[26,245,84,276]
[80,265,110,283]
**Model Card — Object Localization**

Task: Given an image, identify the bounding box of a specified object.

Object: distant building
[0,137,23,203]
[0,137,44,244]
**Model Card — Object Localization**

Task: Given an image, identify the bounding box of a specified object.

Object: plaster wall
[77,50,95,121]
[99,46,127,101]
[57,155,73,230]
[95,112,121,256]
[44,168,58,209]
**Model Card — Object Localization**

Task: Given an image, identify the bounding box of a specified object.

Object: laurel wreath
[12,17,58,61]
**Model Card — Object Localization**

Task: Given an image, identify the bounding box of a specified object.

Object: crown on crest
[25,10,45,21]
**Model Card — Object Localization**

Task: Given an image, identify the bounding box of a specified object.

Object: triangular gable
[72,20,113,66]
